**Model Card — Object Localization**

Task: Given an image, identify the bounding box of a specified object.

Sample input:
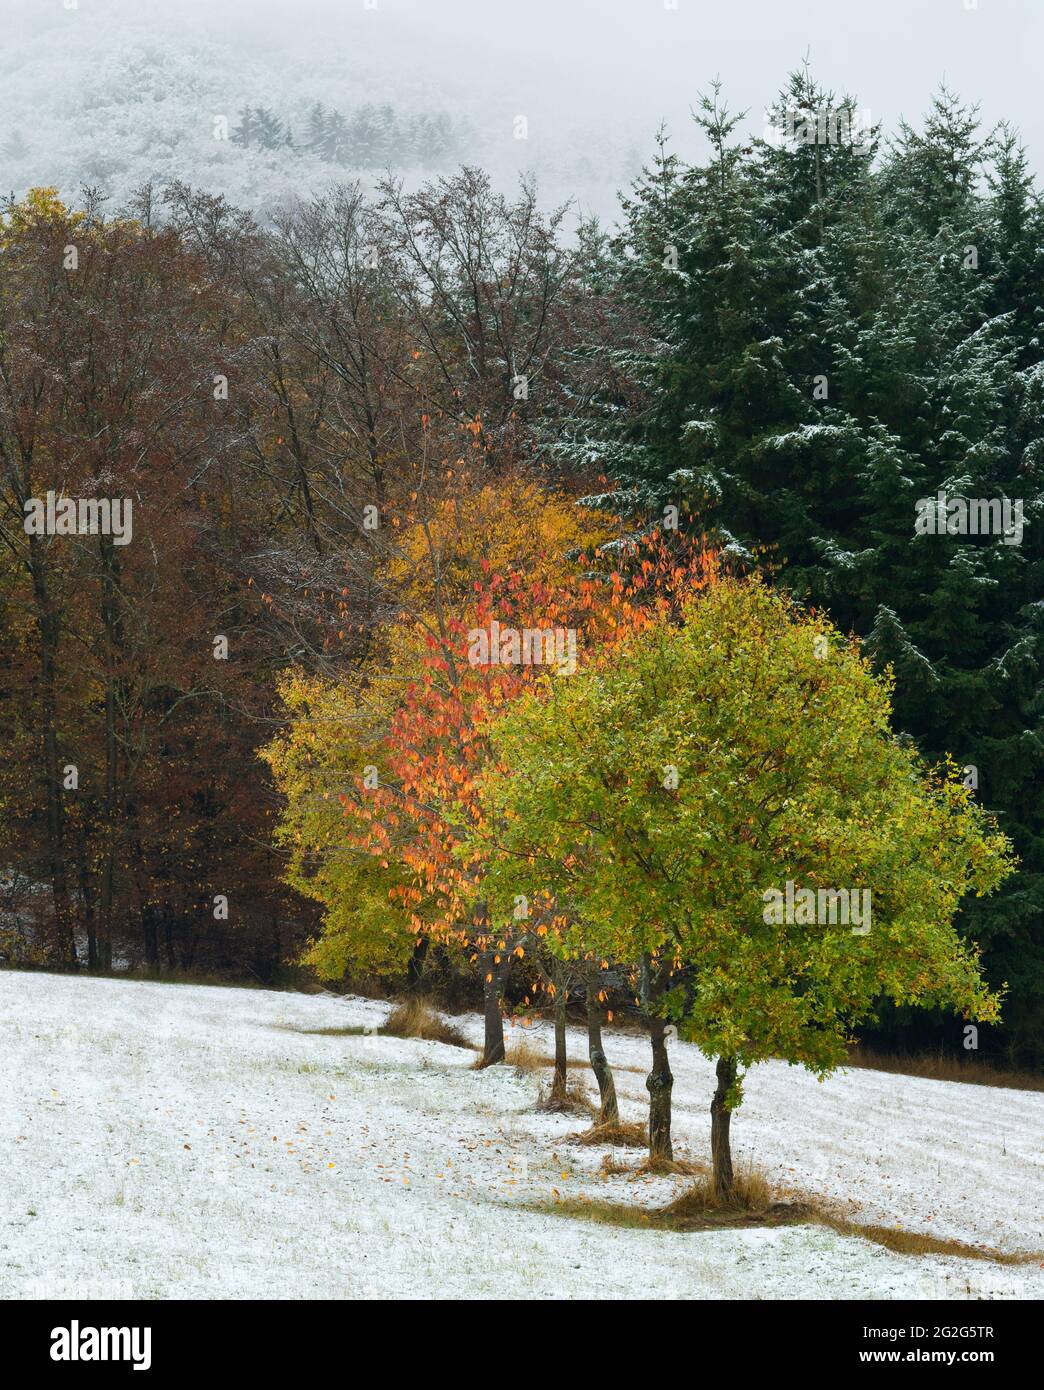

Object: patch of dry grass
[812,1213,1041,1266]
[845,1045,1044,1093]
[637,1154,706,1177]
[529,1191,796,1234]
[599,1154,635,1176]
[597,1152,707,1177]
[573,1120,648,1148]
[665,1163,774,1214]
[530,1166,1044,1266]
[571,1117,708,1173]
[278,1023,370,1037]
[505,1036,550,1072]
[382,997,471,1049]
[471,1052,502,1070]
[536,1076,597,1116]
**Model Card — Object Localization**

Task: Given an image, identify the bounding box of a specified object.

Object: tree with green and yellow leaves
[471,577,1016,1192]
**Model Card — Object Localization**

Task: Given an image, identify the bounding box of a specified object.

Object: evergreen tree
[321,109,348,163]
[345,104,383,167]
[230,105,257,147]
[410,112,456,167]
[253,107,286,151]
[303,101,329,155]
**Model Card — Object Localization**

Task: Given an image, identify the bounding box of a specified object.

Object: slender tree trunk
[133,842,159,968]
[82,867,98,971]
[478,949,505,1066]
[98,830,115,972]
[142,903,159,969]
[269,915,282,981]
[98,635,117,967]
[406,936,429,993]
[73,829,98,971]
[97,537,123,974]
[646,1016,674,1161]
[27,539,75,966]
[183,923,199,970]
[711,1054,737,1199]
[586,978,618,1124]
[39,650,74,964]
[86,910,98,972]
[551,991,568,1100]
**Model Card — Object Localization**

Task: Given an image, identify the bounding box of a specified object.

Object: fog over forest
[1,0,1041,227]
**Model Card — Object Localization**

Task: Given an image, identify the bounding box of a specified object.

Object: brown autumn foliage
[0,178,618,978]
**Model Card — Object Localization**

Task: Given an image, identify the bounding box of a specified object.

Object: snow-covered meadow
[1,972,1040,1300]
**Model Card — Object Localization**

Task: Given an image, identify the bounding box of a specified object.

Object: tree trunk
[551,991,568,1100]
[478,949,505,1066]
[586,979,619,1124]
[711,1054,737,1200]
[26,536,75,966]
[86,909,98,972]
[98,831,115,972]
[406,936,429,993]
[142,903,159,969]
[76,830,98,972]
[268,915,282,981]
[646,1016,674,1161]
[97,536,123,975]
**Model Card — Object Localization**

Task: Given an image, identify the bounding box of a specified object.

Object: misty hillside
[0,0,645,220]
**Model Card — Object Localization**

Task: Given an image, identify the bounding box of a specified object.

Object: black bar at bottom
[0,1297,1035,1373]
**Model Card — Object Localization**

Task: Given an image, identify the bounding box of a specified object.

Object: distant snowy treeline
[0,19,639,224]
[228,101,470,169]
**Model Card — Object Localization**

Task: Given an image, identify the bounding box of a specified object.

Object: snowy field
[1,971,1041,1301]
